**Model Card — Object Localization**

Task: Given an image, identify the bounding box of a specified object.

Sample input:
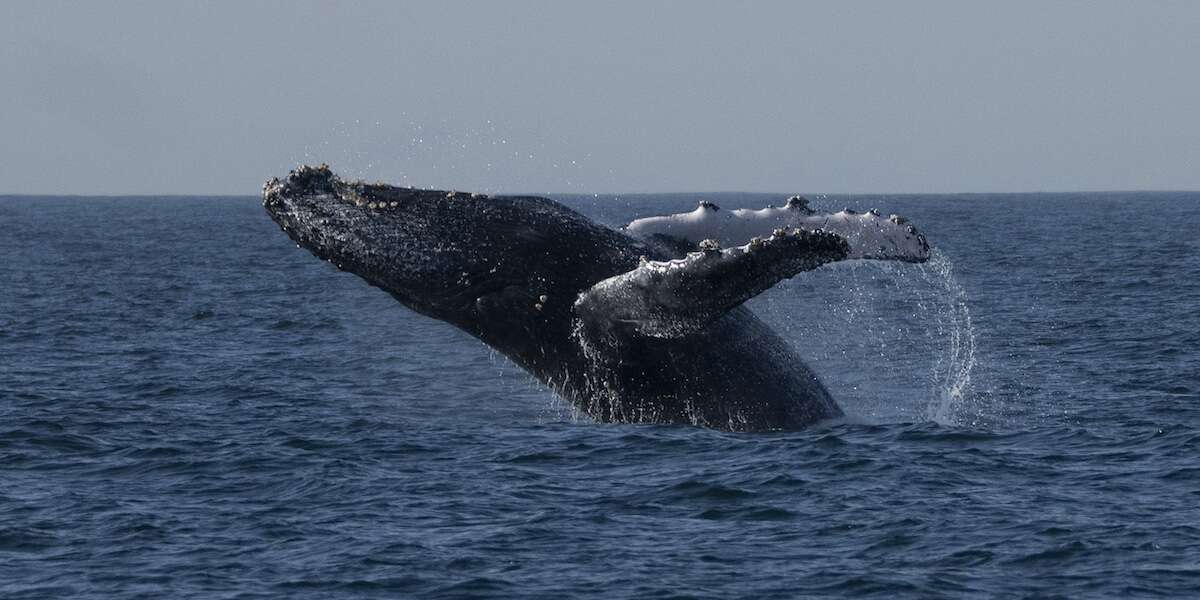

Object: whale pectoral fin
[626,201,931,263]
[574,229,849,338]
[643,233,699,257]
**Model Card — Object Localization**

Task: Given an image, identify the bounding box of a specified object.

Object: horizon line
[3,188,1200,200]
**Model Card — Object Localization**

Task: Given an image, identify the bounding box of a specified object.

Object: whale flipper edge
[574,228,849,338]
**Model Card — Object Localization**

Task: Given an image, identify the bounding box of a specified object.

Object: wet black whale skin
[263,166,842,431]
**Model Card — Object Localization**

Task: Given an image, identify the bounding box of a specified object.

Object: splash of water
[754,249,979,426]
[493,249,981,429]
[917,251,977,425]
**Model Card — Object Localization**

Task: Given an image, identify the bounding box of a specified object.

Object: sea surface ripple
[1,192,1198,598]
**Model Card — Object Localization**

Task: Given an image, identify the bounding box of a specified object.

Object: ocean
[1,191,1198,598]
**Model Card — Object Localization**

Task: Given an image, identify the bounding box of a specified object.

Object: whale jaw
[263,165,494,319]
[261,165,633,328]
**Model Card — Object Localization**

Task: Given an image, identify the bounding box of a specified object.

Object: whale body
[263,165,929,431]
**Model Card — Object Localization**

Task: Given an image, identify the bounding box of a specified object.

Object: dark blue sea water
[2,191,1198,598]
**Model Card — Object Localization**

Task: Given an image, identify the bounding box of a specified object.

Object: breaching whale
[263,165,929,431]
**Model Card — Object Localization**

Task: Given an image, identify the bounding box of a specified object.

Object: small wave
[0,527,60,553]
[1005,540,1090,566]
[695,505,797,521]
[500,450,564,464]
[666,480,754,501]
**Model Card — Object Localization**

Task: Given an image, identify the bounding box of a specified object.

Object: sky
[2,1,1198,195]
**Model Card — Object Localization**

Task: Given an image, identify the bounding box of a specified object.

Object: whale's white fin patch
[625,198,930,263]
[574,228,849,338]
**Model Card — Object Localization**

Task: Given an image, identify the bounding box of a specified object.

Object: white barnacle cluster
[363,200,401,210]
[625,197,930,263]
[338,186,486,212]
[336,184,402,211]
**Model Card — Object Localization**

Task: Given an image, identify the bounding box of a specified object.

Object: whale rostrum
[263,165,931,431]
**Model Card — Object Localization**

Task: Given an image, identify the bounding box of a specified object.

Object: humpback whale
[263,165,929,431]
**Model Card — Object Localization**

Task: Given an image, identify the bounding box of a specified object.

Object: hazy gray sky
[2,1,1197,195]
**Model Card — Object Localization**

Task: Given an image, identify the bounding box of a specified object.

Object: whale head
[263,165,638,329]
